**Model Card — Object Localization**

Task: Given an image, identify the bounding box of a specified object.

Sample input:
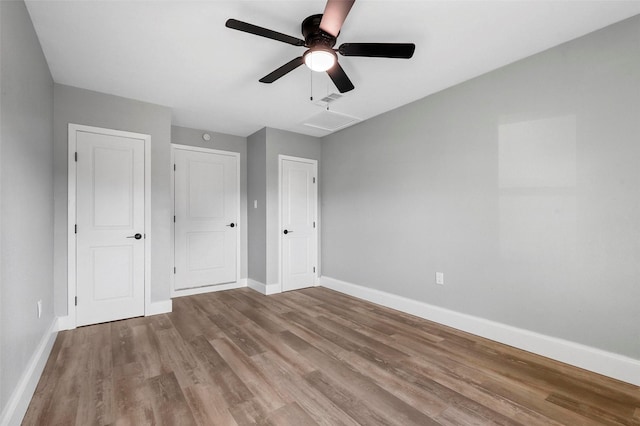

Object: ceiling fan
[225,0,415,93]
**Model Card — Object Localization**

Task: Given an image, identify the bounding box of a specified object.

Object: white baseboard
[171,279,247,298]
[320,276,640,387]
[247,279,281,295]
[0,318,58,426]
[56,315,75,331]
[146,299,173,316]
[247,279,265,294]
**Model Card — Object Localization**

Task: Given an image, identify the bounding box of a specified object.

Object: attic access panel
[303,110,360,132]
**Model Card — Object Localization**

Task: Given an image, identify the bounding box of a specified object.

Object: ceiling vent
[321,93,342,103]
[314,92,343,108]
[303,110,360,132]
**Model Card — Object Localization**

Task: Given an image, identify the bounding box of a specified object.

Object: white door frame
[67,123,151,329]
[278,155,319,290]
[170,143,242,297]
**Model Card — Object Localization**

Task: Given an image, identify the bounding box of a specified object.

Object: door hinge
[74,296,77,306]
[74,224,77,234]
[313,221,316,228]
[173,267,176,274]
[313,267,316,273]
[173,164,176,171]
[74,152,78,162]
[173,215,176,223]
[313,177,316,184]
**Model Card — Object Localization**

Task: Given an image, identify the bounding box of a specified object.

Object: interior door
[173,147,239,291]
[281,157,317,292]
[76,129,145,327]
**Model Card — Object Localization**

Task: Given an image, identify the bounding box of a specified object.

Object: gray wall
[321,15,640,359]
[1,0,3,410]
[0,0,3,410]
[171,125,248,280]
[265,128,321,285]
[53,84,173,312]
[0,0,54,413]
[247,128,267,284]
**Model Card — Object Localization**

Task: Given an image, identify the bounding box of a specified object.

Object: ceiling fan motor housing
[302,14,337,49]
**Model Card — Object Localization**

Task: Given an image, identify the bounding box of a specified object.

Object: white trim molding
[56,315,75,331]
[320,276,640,387]
[0,318,58,426]
[247,279,282,295]
[146,300,173,316]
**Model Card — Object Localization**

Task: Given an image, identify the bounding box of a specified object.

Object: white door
[173,147,239,291]
[281,156,318,292]
[75,129,146,327]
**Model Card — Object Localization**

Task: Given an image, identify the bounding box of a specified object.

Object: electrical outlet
[435,272,444,285]
[254,200,258,209]
[37,300,42,318]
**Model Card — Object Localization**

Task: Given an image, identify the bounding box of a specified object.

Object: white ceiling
[25,1,640,138]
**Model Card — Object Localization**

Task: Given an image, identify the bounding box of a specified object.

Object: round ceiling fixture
[304,48,336,72]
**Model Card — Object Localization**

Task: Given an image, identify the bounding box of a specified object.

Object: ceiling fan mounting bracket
[302,14,337,49]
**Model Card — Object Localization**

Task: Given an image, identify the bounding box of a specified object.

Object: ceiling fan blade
[338,43,416,58]
[319,0,355,37]
[259,57,305,83]
[226,19,305,47]
[326,62,355,93]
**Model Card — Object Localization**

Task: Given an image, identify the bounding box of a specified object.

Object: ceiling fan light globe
[304,49,336,72]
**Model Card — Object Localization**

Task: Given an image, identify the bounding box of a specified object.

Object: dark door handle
[126,233,142,240]
[226,223,235,228]
[283,229,293,234]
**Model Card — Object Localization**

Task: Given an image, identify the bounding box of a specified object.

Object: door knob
[126,233,142,240]
[283,229,293,234]
[226,223,236,228]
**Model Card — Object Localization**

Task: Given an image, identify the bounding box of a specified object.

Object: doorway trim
[278,154,319,291]
[170,143,242,297]
[66,123,151,329]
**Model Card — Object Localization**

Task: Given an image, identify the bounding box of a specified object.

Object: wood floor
[24,287,640,425]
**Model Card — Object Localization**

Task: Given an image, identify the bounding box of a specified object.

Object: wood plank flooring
[24,287,640,425]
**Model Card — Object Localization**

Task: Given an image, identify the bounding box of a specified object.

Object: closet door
[280,156,318,292]
[75,127,146,326]
[173,147,239,292]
